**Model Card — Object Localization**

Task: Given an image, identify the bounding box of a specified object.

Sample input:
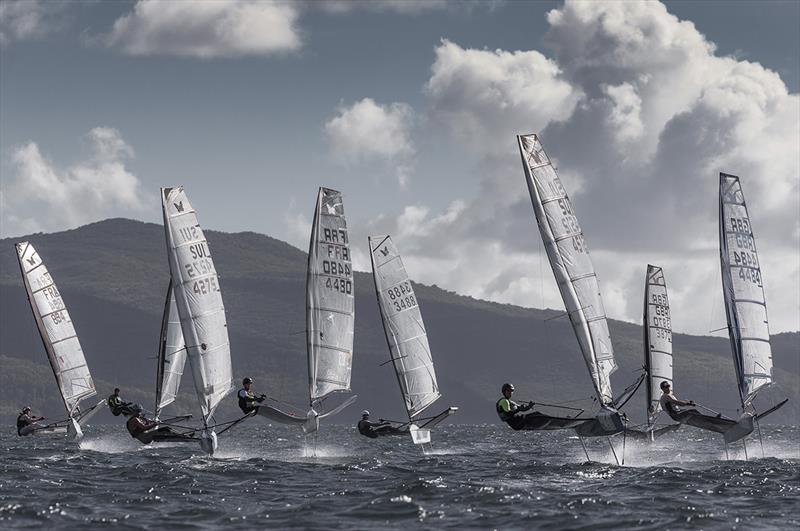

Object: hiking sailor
[16,406,45,436]
[496,383,534,428]
[658,381,699,421]
[125,411,182,444]
[107,388,142,417]
[357,410,400,438]
[237,377,266,414]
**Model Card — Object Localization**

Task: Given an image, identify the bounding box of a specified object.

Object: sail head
[15,242,96,415]
[306,187,355,403]
[517,134,617,405]
[719,173,773,406]
[369,235,440,419]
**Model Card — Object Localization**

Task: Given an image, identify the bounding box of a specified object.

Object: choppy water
[1,424,798,529]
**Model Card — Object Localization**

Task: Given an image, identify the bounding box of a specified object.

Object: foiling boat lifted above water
[15,242,105,439]
[366,235,457,445]
[159,186,235,454]
[624,265,681,441]
[515,134,644,438]
[716,173,788,445]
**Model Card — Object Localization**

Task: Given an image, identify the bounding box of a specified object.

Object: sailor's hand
[689,401,696,406]
[379,418,385,422]
[256,395,266,403]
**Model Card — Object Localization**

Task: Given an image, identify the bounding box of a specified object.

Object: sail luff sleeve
[161,187,233,423]
[517,134,616,406]
[370,235,440,419]
[15,242,96,415]
[718,173,773,407]
[306,187,355,403]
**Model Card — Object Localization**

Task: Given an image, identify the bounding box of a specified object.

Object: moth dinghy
[242,187,358,434]
[716,173,788,450]
[515,134,644,460]
[365,235,457,445]
[15,242,105,439]
[158,186,235,454]
[624,265,681,441]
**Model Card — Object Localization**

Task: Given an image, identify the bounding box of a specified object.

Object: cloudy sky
[1,0,798,335]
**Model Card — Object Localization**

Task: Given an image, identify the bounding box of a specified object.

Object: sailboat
[161,186,235,454]
[302,187,358,432]
[516,134,643,438]
[15,242,105,439]
[624,265,680,440]
[717,173,787,445]
[367,235,457,445]
[223,187,359,435]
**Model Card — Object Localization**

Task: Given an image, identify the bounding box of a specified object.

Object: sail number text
[321,227,352,294]
[729,217,751,234]
[387,281,417,312]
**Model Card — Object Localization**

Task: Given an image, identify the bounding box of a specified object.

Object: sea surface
[1,423,798,529]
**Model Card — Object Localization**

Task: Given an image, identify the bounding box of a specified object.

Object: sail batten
[718,173,772,407]
[643,265,673,427]
[517,134,617,406]
[161,187,233,423]
[15,242,97,416]
[370,235,440,419]
[307,187,355,404]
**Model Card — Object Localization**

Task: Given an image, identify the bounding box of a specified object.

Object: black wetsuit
[238,388,265,414]
[126,416,179,444]
[661,395,733,433]
[496,398,535,430]
[107,395,142,417]
[357,419,400,438]
[16,413,41,436]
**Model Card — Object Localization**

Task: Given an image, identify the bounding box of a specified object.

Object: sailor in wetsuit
[16,406,45,436]
[357,411,398,438]
[107,388,142,417]
[126,412,181,444]
[658,381,698,421]
[237,377,266,414]
[496,383,534,429]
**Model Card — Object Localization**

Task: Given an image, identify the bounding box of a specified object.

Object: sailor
[658,381,698,420]
[125,411,179,444]
[16,406,45,436]
[496,383,534,427]
[357,410,397,438]
[107,388,142,417]
[237,377,266,414]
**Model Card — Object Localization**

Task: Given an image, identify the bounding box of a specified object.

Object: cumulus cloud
[0,128,148,237]
[375,1,798,334]
[324,98,416,186]
[317,0,450,15]
[106,0,301,58]
[0,0,66,46]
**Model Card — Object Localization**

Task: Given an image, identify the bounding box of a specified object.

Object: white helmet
[361,410,370,417]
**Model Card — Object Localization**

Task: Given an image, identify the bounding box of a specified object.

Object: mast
[719,173,773,408]
[161,186,233,425]
[154,279,187,419]
[516,134,617,406]
[15,242,96,416]
[369,235,440,420]
[643,265,673,429]
[306,187,355,407]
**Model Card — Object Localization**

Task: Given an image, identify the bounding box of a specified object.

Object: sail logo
[174,201,184,213]
[380,246,389,257]
[27,255,37,266]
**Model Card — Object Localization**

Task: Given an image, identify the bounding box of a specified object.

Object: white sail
[719,173,773,407]
[643,265,673,425]
[369,235,440,418]
[154,281,187,419]
[161,187,233,422]
[307,187,355,403]
[517,134,617,405]
[15,242,96,415]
